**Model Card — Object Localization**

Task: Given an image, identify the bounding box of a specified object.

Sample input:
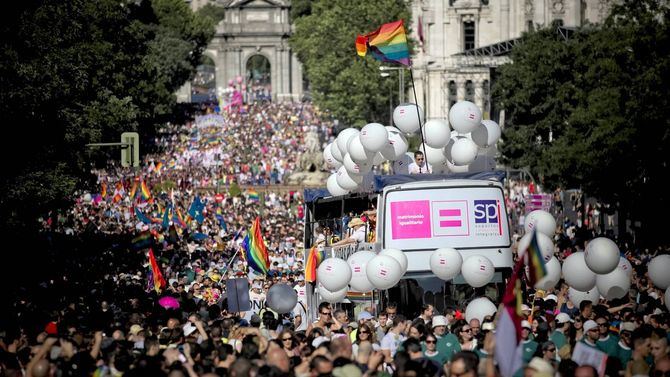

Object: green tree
[196,3,226,25]
[0,0,214,231]
[290,0,411,127]
[494,0,670,243]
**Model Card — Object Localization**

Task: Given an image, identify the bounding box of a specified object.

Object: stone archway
[208,0,303,102]
[245,54,271,102]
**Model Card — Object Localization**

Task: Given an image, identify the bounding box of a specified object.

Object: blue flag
[161,204,172,230]
[134,207,153,225]
[188,196,205,224]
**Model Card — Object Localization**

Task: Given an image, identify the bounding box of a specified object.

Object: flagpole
[408,68,430,173]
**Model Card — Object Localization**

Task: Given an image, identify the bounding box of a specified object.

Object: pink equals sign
[439,209,462,227]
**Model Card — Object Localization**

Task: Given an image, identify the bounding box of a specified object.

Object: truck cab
[303,172,513,321]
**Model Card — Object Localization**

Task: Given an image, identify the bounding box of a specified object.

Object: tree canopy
[0,0,214,230]
[493,0,670,241]
[289,0,411,127]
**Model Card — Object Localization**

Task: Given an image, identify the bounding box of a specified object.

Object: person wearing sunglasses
[615,322,635,366]
[593,314,618,357]
[652,356,670,377]
[278,329,297,357]
[550,313,572,352]
[307,302,332,334]
[541,341,558,364]
[352,323,379,358]
[454,322,476,352]
[423,334,447,365]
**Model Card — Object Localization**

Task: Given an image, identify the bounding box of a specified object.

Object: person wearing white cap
[550,313,573,351]
[615,322,636,366]
[580,320,601,350]
[432,315,461,363]
[521,320,539,363]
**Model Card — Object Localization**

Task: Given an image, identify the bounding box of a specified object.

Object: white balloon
[446,159,469,173]
[451,137,478,166]
[568,286,600,307]
[347,135,373,163]
[420,143,446,166]
[382,127,409,160]
[618,257,633,277]
[326,174,349,196]
[666,287,670,312]
[471,120,501,148]
[585,237,620,274]
[360,123,389,152]
[323,144,343,169]
[648,255,670,289]
[393,103,424,134]
[336,128,360,157]
[317,258,352,292]
[465,297,497,323]
[596,268,631,300]
[343,153,371,176]
[461,255,495,288]
[347,251,377,292]
[430,248,463,281]
[318,284,348,303]
[517,232,554,264]
[524,210,557,238]
[336,166,362,190]
[266,283,298,314]
[535,257,561,290]
[380,248,408,274]
[366,255,403,290]
[562,252,597,291]
[331,140,344,162]
[423,119,451,148]
[449,101,482,134]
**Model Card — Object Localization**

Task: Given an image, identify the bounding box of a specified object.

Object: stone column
[474,77,485,112]
[456,77,466,101]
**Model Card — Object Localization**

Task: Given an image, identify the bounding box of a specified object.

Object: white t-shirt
[381,332,406,357]
[294,284,306,300]
[292,301,308,332]
[351,226,366,243]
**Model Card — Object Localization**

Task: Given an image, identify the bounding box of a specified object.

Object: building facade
[185,0,303,102]
[410,0,613,122]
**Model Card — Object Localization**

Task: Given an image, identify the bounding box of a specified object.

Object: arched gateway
[205,0,303,102]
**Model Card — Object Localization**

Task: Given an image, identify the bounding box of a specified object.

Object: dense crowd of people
[3,101,670,377]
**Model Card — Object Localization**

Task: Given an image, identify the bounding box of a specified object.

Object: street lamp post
[379,66,404,103]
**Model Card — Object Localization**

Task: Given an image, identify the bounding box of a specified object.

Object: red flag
[148,249,166,293]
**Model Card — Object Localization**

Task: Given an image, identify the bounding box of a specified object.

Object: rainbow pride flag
[247,190,260,202]
[129,178,138,199]
[356,20,410,66]
[242,217,270,274]
[305,245,326,283]
[140,180,151,200]
[526,229,548,287]
[148,248,166,293]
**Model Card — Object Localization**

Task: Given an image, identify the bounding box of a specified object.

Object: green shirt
[424,350,449,366]
[597,335,620,357]
[522,339,538,363]
[436,333,461,363]
[550,329,567,350]
[616,342,632,365]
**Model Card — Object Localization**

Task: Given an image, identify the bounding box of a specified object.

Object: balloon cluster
[324,101,502,196]
[516,209,667,307]
[314,249,409,303]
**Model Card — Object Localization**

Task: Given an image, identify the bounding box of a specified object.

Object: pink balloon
[241,84,247,90]
[236,76,243,84]
[228,79,234,86]
[159,296,180,309]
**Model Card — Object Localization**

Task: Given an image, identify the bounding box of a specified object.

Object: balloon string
[409,68,430,173]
